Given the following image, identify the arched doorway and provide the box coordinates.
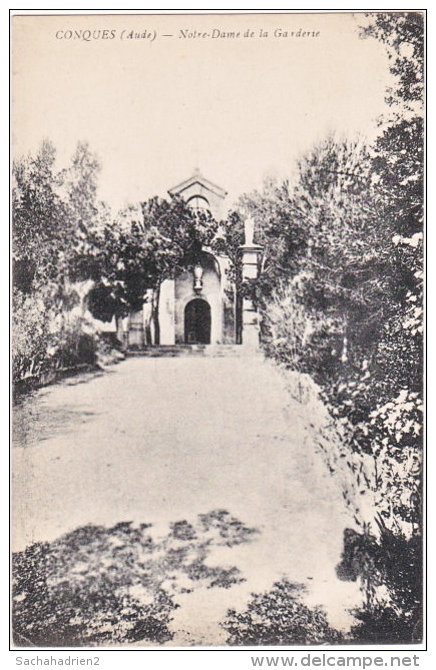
[184,299,211,344]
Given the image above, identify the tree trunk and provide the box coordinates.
[236,291,243,345]
[142,291,153,346]
[152,284,161,345]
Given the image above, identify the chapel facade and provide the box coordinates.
[118,171,262,349]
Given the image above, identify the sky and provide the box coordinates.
[12,12,393,212]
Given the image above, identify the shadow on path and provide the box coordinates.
[12,510,258,647]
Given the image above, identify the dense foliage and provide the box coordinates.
[12,141,108,383]
[12,10,423,645]
[235,11,423,643]
[223,580,343,646]
[89,196,219,342]
[13,510,256,646]
[12,143,220,381]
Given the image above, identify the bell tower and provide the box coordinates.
[168,170,227,220]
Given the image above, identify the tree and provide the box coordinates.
[238,178,297,299]
[364,12,424,237]
[238,137,394,378]
[13,140,69,291]
[12,141,111,381]
[211,211,244,341]
[138,195,219,343]
[232,13,424,637]
[83,195,220,344]
[62,141,102,231]
[362,12,424,109]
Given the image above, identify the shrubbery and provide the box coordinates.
[12,137,225,385]
[12,285,97,384]
[13,511,257,646]
[237,12,423,644]
[222,580,343,646]
[12,141,107,386]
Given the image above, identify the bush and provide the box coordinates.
[12,285,98,385]
[222,580,343,646]
[256,235,422,641]
[13,511,257,646]
[336,526,422,643]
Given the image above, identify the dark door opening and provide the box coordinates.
[184,299,211,344]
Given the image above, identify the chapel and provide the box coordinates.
[117,171,262,349]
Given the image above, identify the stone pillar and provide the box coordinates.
[127,309,144,348]
[240,242,263,348]
[158,280,175,345]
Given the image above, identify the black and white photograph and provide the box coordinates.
[11,10,424,650]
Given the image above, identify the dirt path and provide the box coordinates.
[13,355,361,645]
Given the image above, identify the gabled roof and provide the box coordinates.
[168,170,227,199]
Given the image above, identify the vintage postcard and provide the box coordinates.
[11,11,424,649]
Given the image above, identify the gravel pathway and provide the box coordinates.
[13,354,360,645]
